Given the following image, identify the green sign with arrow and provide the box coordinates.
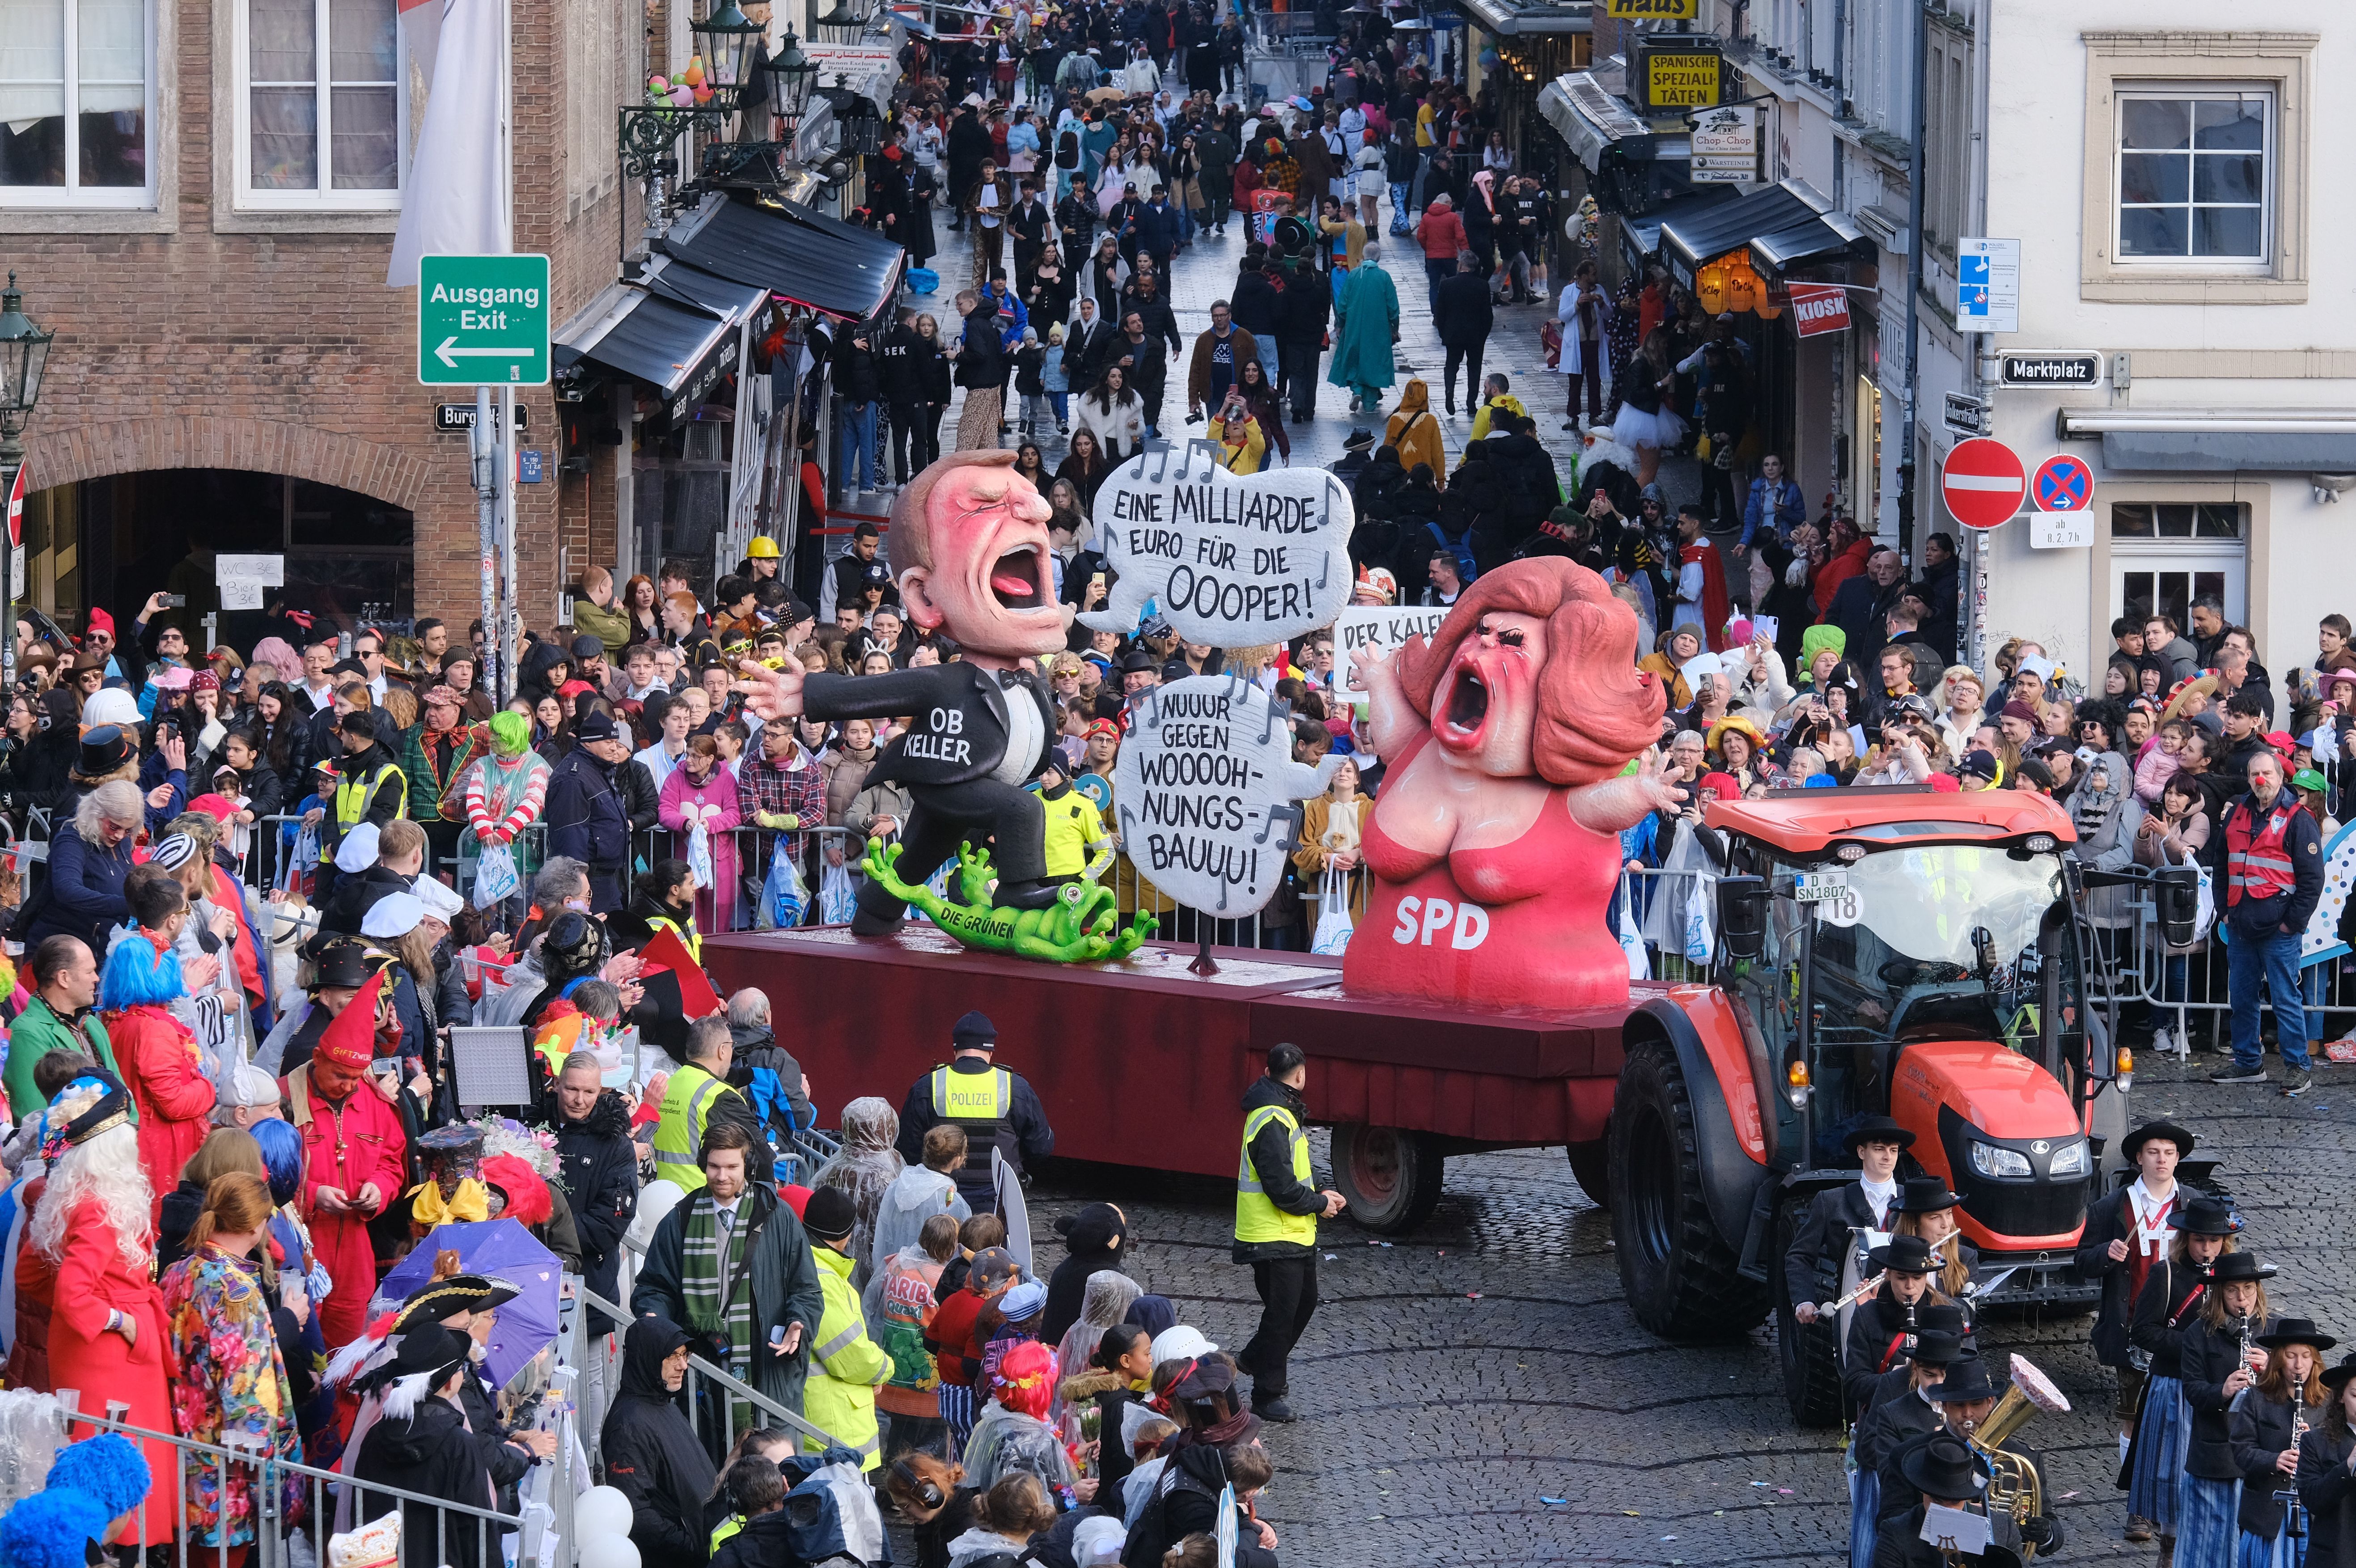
[417,253,551,386]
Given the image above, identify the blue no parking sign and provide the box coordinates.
[2032,453,2093,513]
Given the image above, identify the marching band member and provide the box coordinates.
[2180,1252,2278,1568]
[2076,1116,2195,1546]
[1892,1178,1980,1324]
[1845,1235,1953,1417]
[1872,1428,2021,1568]
[1879,1356,2065,1560]
[1852,1311,1967,1568]
[2294,1353,2356,1563]
[2228,1317,2332,1568]
[1787,1114,1913,1334]
[2128,1194,2242,1558]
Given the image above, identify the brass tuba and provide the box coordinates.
[1966,1354,2072,1558]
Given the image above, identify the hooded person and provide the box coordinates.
[1052,1268,1144,1419]
[1042,1201,1129,1346]
[349,1324,498,1568]
[600,1315,719,1568]
[2068,748,2143,929]
[866,1124,974,1314]
[1119,1360,1275,1568]
[962,1339,1082,1495]
[809,1097,907,1293]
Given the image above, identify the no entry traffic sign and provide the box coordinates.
[2033,453,2094,513]
[1940,438,2026,530]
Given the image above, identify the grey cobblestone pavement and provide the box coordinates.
[1008,1051,2352,1568]
[881,210,2348,1568]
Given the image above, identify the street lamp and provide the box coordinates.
[0,274,55,695]
[833,75,885,153]
[765,28,820,138]
[811,0,865,43]
[691,0,768,129]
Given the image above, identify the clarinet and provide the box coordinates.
[2279,1399,2309,1541]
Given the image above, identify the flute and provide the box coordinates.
[1822,1238,1953,1313]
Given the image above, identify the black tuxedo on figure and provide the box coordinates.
[802,663,1058,928]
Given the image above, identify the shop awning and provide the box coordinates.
[639,255,770,323]
[660,191,905,323]
[553,282,738,398]
[1657,178,1871,285]
[2055,409,2356,472]
[1451,0,1592,37]
[1618,187,1738,273]
[1539,70,1655,171]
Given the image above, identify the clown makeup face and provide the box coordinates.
[902,461,1069,663]
[1432,611,1548,776]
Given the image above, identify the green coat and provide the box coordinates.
[1327,262,1400,394]
[4,996,132,1123]
[573,599,633,653]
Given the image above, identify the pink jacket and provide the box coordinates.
[2133,744,2181,805]
[658,761,743,834]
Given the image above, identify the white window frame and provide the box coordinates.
[0,0,158,209]
[230,0,405,212]
[2110,86,2273,274]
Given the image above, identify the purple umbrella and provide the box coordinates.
[376,1217,564,1389]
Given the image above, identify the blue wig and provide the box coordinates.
[98,931,184,1011]
[251,1115,306,1206]
[0,1487,110,1568]
[44,1433,151,1521]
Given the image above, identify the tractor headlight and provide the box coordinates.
[2046,1140,2090,1177]
[1969,1140,2033,1179]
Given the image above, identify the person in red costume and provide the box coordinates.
[1672,504,1733,652]
[30,1072,178,1549]
[1347,557,1679,1013]
[283,964,410,1350]
[103,869,218,1222]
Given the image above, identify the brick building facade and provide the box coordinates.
[0,0,641,635]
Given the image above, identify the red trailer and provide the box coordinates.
[700,924,1637,1232]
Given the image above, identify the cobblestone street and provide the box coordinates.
[1010,1052,2352,1566]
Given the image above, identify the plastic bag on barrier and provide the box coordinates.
[819,859,860,924]
[758,835,809,929]
[2175,841,2216,947]
[686,821,715,891]
[278,822,320,896]
[1618,874,1650,979]
[1309,865,1354,955]
[473,840,521,909]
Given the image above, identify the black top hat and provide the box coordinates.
[2167,1195,2242,1236]
[2212,1252,2277,1283]
[2122,1120,2195,1160]
[310,936,378,990]
[1844,1115,1917,1155]
[416,1125,486,1197]
[1870,1234,1940,1275]
[1898,1430,1984,1500]
[1915,1304,1968,1336]
[2323,1353,2356,1392]
[2255,1317,2337,1353]
[392,1273,522,1335]
[1911,1329,1967,1367]
[1898,1177,1962,1213]
[1343,428,1375,450]
[1926,1353,2004,1403]
[368,1323,472,1394]
[75,725,133,777]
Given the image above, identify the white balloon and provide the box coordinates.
[625,1179,686,1250]
[573,1484,633,1538]
[578,1530,643,1568]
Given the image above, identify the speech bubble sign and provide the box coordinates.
[1078,441,1355,646]
[1332,604,1450,694]
[1112,674,1342,915]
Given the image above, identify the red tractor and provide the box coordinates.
[1600,786,2199,1424]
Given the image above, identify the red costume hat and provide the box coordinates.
[315,968,394,1071]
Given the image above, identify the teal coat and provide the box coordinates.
[1327,262,1400,393]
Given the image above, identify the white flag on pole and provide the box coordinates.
[386,0,511,286]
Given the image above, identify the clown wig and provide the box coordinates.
[251,1115,307,1208]
[97,929,185,1011]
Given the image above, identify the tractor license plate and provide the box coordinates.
[1792,872,1851,903]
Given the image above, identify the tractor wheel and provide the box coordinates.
[1609,1039,1767,1340]
[1566,1139,1612,1210]
[1778,1204,1846,1428]
[1331,1124,1444,1235]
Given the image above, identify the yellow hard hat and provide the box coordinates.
[746,535,782,559]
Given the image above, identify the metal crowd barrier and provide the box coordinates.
[577,1282,835,1456]
[2100,882,2355,1055]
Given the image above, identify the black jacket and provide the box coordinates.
[728,1019,814,1133]
[1783,1180,1898,1313]
[353,1394,495,1568]
[2297,1424,2356,1568]
[2182,1315,2258,1480]
[894,1055,1055,1215]
[544,746,631,909]
[1122,1443,1278,1568]
[619,755,661,833]
[555,1089,640,1332]
[957,303,1007,389]
[2072,1183,2161,1367]
[1431,270,1494,350]
[804,664,1054,792]
[2230,1389,2310,1540]
[1276,264,1330,347]
[1843,1292,1936,1417]
[1232,1074,1322,1263]
[602,1318,718,1568]
[1104,327,1167,403]
[879,321,923,404]
[320,862,412,937]
[1067,316,1119,386]
[1042,1202,1128,1346]
[2130,1255,2215,1381]
[323,739,407,859]
[1857,1389,1940,1518]
[1229,270,1282,343]
[1122,292,1182,362]
[832,327,884,404]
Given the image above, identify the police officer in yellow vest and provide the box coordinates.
[309,710,407,901]
[797,1185,892,1470]
[892,1010,1054,1216]
[653,1016,775,1194]
[1233,1041,1344,1425]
